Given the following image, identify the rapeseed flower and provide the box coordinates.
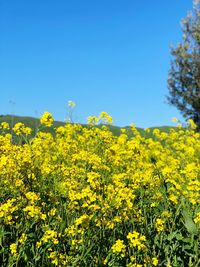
[152,257,159,266]
[111,239,126,256]
[194,212,200,224]
[127,231,146,250]
[19,233,27,244]
[0,122,10,130]
[155,218,164,232]
[40,111,54,127]
[10,243,17,256]
[13,122,32,135]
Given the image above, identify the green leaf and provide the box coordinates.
[167,231,183,241]
[182,209,198,235]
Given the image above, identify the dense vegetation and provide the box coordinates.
[0,112,200,266]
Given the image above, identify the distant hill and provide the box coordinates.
[0,114,176,139]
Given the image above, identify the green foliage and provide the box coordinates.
[167,0,200,129]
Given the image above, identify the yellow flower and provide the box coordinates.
[0,198,17,224]
[155,218,164,232]
[41,213,47,220]
[75,214,89,226]
[152,257,159,266]
[0,122,10,130]
[19,233,27,244]
[36,241,42,248]
[10,243,17,255]
[15,179,23,187]
[111,239,126,255]
[25,191,40,203]
[87,116,99,125]
[41,229,59,244]
[103,258,108,265]
[194,212,200,224]
[13,122,32,135]
[127,231,146,250]
[40,112,54,127]
[48,208,57,216]
[99,111,113,124]
[150,202,157,208]
[23,205,42,219]
[168,194,178,204]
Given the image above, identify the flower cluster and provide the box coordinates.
[13,122,32,135]
[40,111,54,127]
[127,231,146,250]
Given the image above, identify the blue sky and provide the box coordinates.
[0,0,193,127]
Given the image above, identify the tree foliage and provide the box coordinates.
[167,0,200,129]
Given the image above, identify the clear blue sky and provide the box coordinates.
[0,0,193,127]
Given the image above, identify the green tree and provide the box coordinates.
[167,0,200,129]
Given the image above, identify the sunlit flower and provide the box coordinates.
[40,111,54,127]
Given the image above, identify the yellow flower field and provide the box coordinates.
[0,112,200,266]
